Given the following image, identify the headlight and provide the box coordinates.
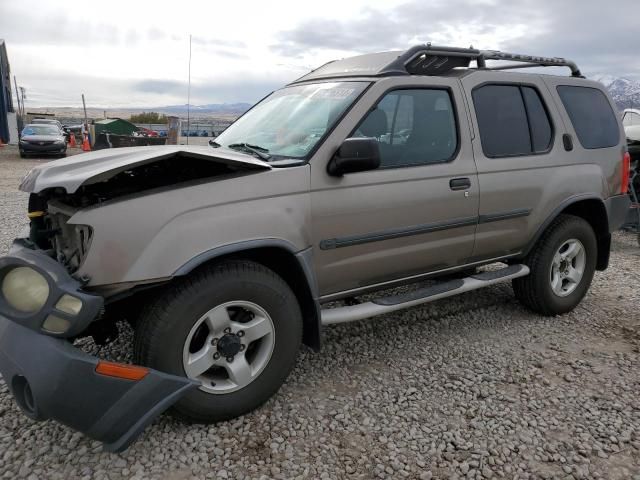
[1,267,50,313]
[55,294,82,315]
[42,315,71,334]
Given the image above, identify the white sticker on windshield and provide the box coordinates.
[311,88,356,100]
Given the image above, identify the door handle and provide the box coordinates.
[562,133,573,151]
[449,177,471,191]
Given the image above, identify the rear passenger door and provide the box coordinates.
[462,73,569,261]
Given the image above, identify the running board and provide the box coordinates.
[321,264,530,325]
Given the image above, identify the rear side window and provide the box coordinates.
[522,87,552,152]
[557,86,619,149]
[472,84,552,157]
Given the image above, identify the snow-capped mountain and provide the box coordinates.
[590,74,640,110]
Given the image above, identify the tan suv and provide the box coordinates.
[0,45,631,451]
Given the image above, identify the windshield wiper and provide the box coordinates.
[227,143,271,161]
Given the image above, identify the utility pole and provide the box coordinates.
[13,76,20,114]
[186,34,192,145]
[19,87,26,118]
[82,93,89,142]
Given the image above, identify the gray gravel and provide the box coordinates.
[1,145,640,479]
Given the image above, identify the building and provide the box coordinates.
[94,118,139,136]
[0,40,18,144]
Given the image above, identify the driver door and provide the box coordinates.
[309,76,479,299]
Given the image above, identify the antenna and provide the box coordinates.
[186,34,192,145]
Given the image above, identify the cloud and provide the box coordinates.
[132,76,287,104]
[3,0,639,108]
[133,79,184,95]
[273,0,640,79]
[0,3,129,47]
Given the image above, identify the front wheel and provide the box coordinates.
[513,214,597,316]
[134,260,302,422]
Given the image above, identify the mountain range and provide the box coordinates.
[156,76,640,114]
[591,74,640,110]
[155,103,252,115]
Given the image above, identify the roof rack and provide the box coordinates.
[381,44,583,78]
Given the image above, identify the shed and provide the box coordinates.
[94,118,138,136]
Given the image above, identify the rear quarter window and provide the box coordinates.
[556,85,619,149]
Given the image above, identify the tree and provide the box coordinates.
[130,112,168,124]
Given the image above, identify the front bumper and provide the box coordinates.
[0,318,197,451]
[0,242,198,451]
[20,142,66,155]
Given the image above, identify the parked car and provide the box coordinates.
[31,118,67,139]
[0,45,630,451]
[136,127,159,137]
[18,124,67,158]
[31,118,64,130]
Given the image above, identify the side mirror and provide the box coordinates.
[327,137,381,176]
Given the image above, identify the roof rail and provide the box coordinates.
[381,44,583,78]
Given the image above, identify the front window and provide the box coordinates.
[22,125,60,136]
[213,81,369,159]
[352,88,458,168]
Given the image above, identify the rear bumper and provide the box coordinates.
[0,318,197,451]
[605,194,632,232]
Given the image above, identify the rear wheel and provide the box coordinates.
[513,214,597,315]
[134,260,302,422]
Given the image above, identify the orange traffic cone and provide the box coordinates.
[69,133,77,148]
[82,134,91,152]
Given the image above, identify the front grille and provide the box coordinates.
[46,202,93,273]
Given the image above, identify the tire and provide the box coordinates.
[134,260,302,423]
[19,151,26,158]
[513,214,597,316]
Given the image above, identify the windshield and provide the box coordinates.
[22,125,60,136]
[214,81,369,159]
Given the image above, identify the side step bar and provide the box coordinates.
[321,264,530,325]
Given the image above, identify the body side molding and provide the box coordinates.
[319,216,478,250]
[320,207,533,250]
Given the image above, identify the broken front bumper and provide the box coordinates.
[0,242,197,451]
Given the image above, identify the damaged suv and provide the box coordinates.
[0,45,631,451]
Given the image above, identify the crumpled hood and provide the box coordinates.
[19,145,271,194]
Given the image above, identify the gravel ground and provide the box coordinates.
[1,144,640,479]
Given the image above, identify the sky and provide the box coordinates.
[1,0,638,108]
